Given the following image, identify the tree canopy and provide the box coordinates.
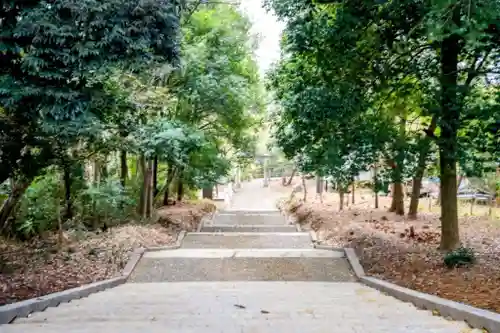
[265,0,500,250]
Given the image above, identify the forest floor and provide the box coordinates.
[0,200,216,306]
[272,179,500,313]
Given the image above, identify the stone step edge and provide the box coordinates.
[185,232,310,236]
[143,248,345,259]
[201,224,297,229]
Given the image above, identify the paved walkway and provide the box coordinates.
[5,179,479,332]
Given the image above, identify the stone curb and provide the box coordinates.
[344,247,500,332]
[313,244,345,252]
[196,212,214,232]
[0,247,145,325]
[344,248,366,278]
[148,230,187,251]
[309,230,318,243]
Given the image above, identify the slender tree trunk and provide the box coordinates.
[138,155,147,218]
[301,175,307,202]
[408,176,423,219]
[177,176,184,202]
[56,189,65,250]
[120,150,128,188]
[63,163,73,220]
[373,164,379,209]
[100,155,108,179]
[0,179,32,232]
[351,181,355,204]
[339,188,344,211]
[153,156,158,197]
[286,168,297,186]
[163,165,176,206]
[408,119,436,219]
[92,159,101,229]
[145,159,153,218]
[389,116,406,215]
[438,10,461,251]
[337,185,344,210]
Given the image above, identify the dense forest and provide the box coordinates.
[0,0,264,242]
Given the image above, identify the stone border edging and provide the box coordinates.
[148,230,187,251]
[344,247,500,332]
[0,247,145,325]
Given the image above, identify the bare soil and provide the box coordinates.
[274,179,500,313]
[0,200,216,306]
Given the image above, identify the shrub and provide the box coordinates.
[443,247,476,268]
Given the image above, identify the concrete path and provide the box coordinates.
[4,179,478,332]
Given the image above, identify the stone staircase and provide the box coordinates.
[2,200,477,332]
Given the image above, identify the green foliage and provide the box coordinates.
[0,0,265,238]
[79,180,136,224]
[15,172,62,238]
[0,0,181,184]
[265,0,500,248]
[443,247,476,269]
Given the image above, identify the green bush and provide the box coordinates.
[15,172,61,238]
[78,179,136,226]
[443,247,475,268]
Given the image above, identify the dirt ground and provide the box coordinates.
[0,200,216,306]
[272,178,500,314]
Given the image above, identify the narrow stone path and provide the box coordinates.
[5,179,477,332]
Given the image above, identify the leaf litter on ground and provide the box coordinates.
[273,179,500,313]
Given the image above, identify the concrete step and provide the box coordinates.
[219,210,281,215]
[180,232,312,249]
[128,256,355,282]
[201,225,297,233]
[143,248,345,258]
[9,282,472,333]
[211,213,287,226]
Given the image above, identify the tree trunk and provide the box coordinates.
[145,159,153,218]
[408,118,437,219]
[373,164,379,209]
[286,168,297,186]
[138,155,147,218]
[438,9,461,251]
[339,188,344,211]
[388,116,406,215]
[202,186,213,200]
[0,179,32,232]
[389,182,405,215]
[63,163,73,220]
[315,175,323,194]
[120,150,128,188]
[153,156,158,197]
[301,175,307,202]
[351,181,355,204]
[177,178,184,202]
[100,155,108,179]
[408,176,423,219]
[163,165,176,206]
[92,159,101,229]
